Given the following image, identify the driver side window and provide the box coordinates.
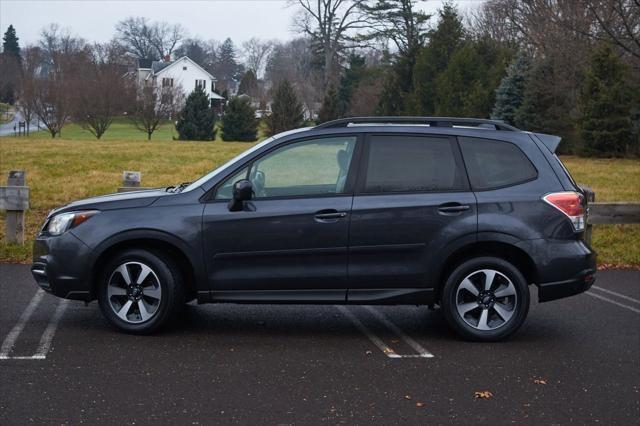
[215,137,357,200]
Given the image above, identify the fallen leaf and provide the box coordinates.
[365,350,372,355]
[384,347,396,354]
[474,391,493,399]
[533,379,547,385]
[416,402,426,408]
[391,339,400,344]
[404,395,412,400]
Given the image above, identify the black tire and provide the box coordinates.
[441,257,530,342]
[97,249,184,334]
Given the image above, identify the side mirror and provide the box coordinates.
[228,179,252,212]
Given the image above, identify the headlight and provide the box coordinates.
[46,210,99,236]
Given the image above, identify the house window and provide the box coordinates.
[195,79,206,90]
[183,66,187,70]
[162,78,174,87]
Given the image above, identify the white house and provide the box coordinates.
[137,56,225,107]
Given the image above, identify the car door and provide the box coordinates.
[347,133,477,302]
[201,135,360,302]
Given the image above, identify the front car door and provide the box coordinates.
[347,133,477,303]
[201,135,360,302]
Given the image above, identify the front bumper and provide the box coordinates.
[31,231,93,301]
[516,238,597,302]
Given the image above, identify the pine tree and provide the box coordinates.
[515,58,573,140]
[175,86,216,141]
[408,4,465,115]
[221,96,258,141]
[238,69,259,98]
[2,25,20,61]
[337,54,366,115]
[492,52,529,125]
[578,43,633,156]
[266,79,305,136]
[318,84,342,124]
[215,38,244,92]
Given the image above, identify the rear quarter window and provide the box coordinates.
[458,137,537,190]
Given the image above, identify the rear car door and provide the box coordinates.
[347,133,477,301]
[201,135,360,301]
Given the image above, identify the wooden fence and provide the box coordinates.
[1,171,639,245]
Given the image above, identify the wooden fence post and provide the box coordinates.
[2,171,29,244]
[118,171,142,193]
[580,185,596,245]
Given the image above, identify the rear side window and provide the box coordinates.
[458,137,537,190]
[364,135,466,193]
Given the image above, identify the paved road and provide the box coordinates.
[1,264,638,424]
[0,111,39,137]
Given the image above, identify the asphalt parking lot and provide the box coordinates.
[1,264,638,424]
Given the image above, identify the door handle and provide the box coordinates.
[438,203,470,214]
[314,209,348,221]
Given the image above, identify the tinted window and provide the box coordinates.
[459,137,537,190]
[249,137,357,198]
[364,135,465,193]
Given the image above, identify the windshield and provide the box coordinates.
[181,128,312,193]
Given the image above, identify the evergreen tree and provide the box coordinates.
[175,86,216,141]
[578,43,633,156]
[409,3,465,115]
[238,69,259,98]
[337,54,366,115]
[2,25,20,61]
[515,58,574,143]
[215,38,244,92]
[221,96,258,141]
[266,79,304,136]
[492,52,529,125]
[318,84,342,124]
[434,38,510,118]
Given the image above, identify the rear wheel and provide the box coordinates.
[98,249,184,334]
[441,257,529,341]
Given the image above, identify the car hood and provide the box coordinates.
[50,188,170,216]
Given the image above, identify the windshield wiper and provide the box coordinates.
[166,182,191,193]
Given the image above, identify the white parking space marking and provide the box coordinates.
[364,306,434,358]
[0,290,45,360]
[336,305,433,359]
[591,286,640,304]
[586,292,640,314]
[33,299,69,359]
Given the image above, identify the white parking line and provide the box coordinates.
[336,305,433,359]
[33,299,69,359]
[0,289,45,360]
[591,286,640,304]
[364,306,433,358]
[586,292,640,314]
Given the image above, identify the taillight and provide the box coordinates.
[543,191,585,231]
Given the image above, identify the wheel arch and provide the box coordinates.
[435,239,538,301]
[89,230,203,302]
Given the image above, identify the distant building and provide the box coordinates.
[136,56,225,108]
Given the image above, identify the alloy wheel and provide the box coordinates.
[455,269,517,331]
[107,261,162,323]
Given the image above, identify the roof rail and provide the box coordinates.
[314,116,519,131]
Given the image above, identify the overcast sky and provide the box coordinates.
[1,0,484,47]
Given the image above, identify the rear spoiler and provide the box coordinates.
[532,133,562,152]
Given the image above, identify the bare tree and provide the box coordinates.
[292,0,370,88]
[241,38,275,78]
[130,84,183,140]
[116,17,185,61]
[17,46,41,134]
[73,42,135,139]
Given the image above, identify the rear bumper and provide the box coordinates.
[537,270,596,302]
[516,238,597,303]
[31,231,93,301]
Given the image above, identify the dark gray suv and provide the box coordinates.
[32,117,596,341]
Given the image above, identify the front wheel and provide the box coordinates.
[98,249,184,334]
[441,257,530,342]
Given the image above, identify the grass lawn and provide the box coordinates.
[1,132,638,266]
